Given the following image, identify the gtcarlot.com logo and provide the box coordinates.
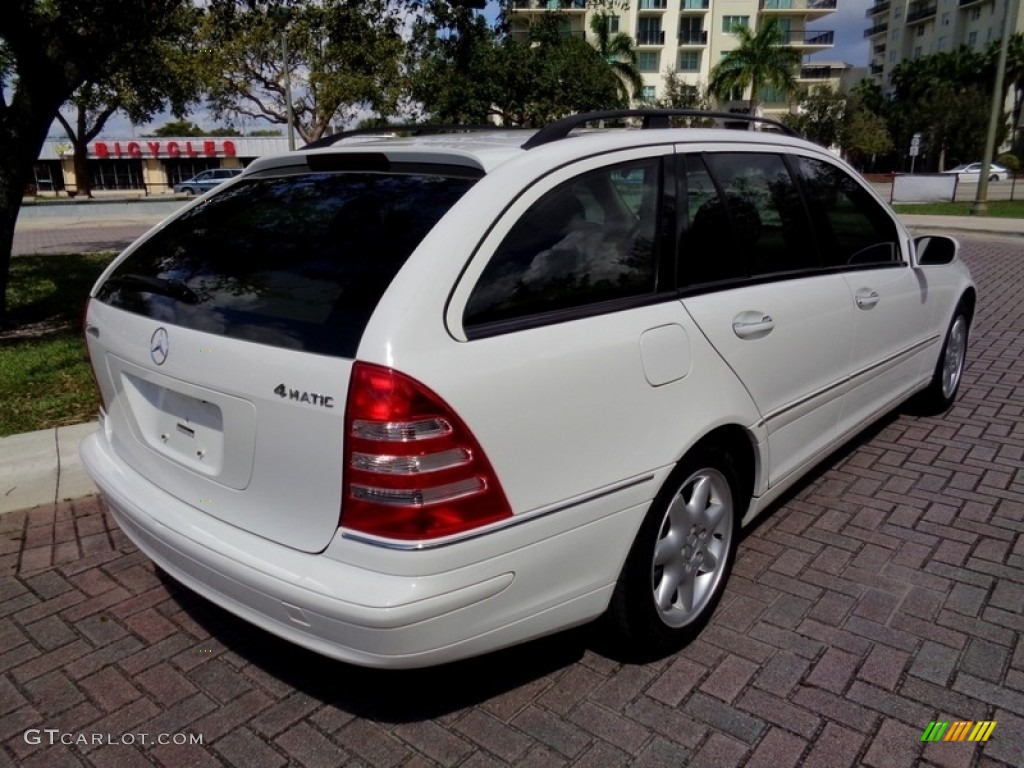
[24,729,203,747]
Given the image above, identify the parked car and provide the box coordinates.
[173,168,243,195]
[944,162,1009,182]
[81,110,975,668]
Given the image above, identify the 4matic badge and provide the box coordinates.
[274,383,334,408]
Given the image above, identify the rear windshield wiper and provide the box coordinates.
[105,274,200,305]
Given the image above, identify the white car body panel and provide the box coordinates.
[682,275,853,485]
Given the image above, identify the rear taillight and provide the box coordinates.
[341,362,512,540]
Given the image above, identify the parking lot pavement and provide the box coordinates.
[2,235,1023,767]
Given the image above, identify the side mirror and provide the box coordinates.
[915,235,958,266]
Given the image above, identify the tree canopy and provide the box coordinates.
[409,7,623,126]
[199,0,406,144]
[885,45,1005,170]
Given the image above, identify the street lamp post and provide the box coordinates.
[971,0,1018,215]
[269,7,296,151]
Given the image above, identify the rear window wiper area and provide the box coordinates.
[103,274,200,305]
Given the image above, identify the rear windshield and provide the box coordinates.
[95,171,477,357]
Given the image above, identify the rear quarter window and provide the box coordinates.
[96,171,477,358]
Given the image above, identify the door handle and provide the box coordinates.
[855,290,880,310]
[732,312,774,339]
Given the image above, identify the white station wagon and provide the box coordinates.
[81,110,975,668]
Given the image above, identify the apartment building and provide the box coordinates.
[866,0,1024,86]
[509,0,840,115]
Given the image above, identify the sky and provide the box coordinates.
[815,0,871,65]
[58,0,874,139]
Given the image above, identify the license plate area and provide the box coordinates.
[122,372,225,476]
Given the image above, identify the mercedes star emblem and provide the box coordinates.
[150,327,169,366]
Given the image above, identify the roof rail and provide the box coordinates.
[304,124,530,150]
[521,109,801,150]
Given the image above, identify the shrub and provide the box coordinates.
[996,152,1020,172]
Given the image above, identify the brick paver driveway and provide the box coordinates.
[2,236,1022,768]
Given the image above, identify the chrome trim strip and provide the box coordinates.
[763,334,940,426]
[340,474,656,551]
[848,333,941,384]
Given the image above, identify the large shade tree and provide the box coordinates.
[410,8,623,126]
[708,17,802,117]
[782,85,847,148]
[0,0,193,322]
[407,0,506,124]
[200,0,406,144]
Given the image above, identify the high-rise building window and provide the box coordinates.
[642,85,657,103]
[722,16,749,33]
[638,51,661,72]
[968,30,978,47]
[678,51,701,71]
[913,46,922,58]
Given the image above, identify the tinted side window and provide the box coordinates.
[798,157,900,267]
[701,153,819,277]
[465,158,660,328]
[96,172,476,358]
[679,155,746,285]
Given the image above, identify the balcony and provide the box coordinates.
[678,30,708,45]
[636,30,667,45]
[864,23,888,37]
[799,65,834,79]
[510,27,586,42]
[873,42,886,54]
[781,29,835,46]
[760,0,837,10]
[638,0,668,9]
[906,2,937,23]
[510,0,586,10]
[959,0,984,6]
[871,63,884,74]
[680,0,710,11]
[865,1,890,15]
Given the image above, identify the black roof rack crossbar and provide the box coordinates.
[521,109,801,150]
[304,124,531,150]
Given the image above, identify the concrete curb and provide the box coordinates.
[0,422,98,515]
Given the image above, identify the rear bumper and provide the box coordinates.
[80,429,646,667]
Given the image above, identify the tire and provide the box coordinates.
[605,446,741,660]
[914,306,970,415]
[989,174,1000,182]
[182,188,195,197]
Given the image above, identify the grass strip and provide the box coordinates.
[892,200,1024,217]
[1,252,115,436]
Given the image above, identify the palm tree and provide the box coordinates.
[709,18,802,117]
[589,12,643,105]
